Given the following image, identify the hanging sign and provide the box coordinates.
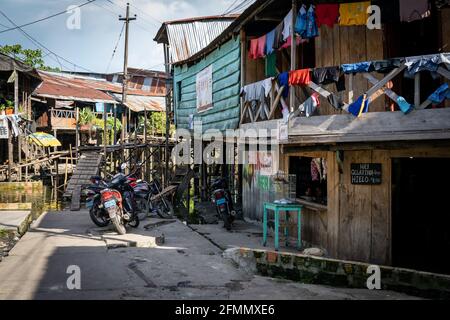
[0,118,9,139]
[351,163,382,185]
[196,65,213,113]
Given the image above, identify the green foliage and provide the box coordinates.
[0,44,60,71]
[139,112,174,136]
[0,99,13,111]
[78,108,95,125]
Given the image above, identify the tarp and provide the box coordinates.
[28,132,62,147]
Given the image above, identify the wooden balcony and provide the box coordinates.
[36,109,76,130]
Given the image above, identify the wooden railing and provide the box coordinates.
[50,108,76,129]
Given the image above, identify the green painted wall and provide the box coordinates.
[173,36,241,133]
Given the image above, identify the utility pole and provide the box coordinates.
[119,3,136,166]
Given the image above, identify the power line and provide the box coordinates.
[0,9,94,72]
[0,0,97,34]
[106,22,125,73]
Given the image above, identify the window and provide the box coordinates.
[289,156,327,205]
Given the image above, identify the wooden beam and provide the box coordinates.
[365,64,407,98]
[414,73,421,106]
[289,0,297,112]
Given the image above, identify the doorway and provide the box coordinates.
[392,157,450,274]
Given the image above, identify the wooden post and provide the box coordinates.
[240,28,246,123]
[103,107,107,178]
[414,73,421,106]
[143,106,148,180]
[53,129,58,153]
[7,121,13,182]
[289,0,297,112]
[163,43,171,187]
[75,107,80,162]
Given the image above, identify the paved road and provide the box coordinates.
[0,210,418,300]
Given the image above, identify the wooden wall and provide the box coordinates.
[283,146,450,266]
[314,25,385,116]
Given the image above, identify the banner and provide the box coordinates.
[196,65,213,113]
[0,118,9,139]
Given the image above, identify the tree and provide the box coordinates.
[0,44,60,71]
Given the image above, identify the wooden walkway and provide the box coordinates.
[63,152,103,211]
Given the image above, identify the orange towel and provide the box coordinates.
[288,69,311,86]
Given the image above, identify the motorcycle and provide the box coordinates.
[133,177,174,219]
[85,173,139,234]
[211,177,236,231]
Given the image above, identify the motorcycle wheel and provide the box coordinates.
[111,215,127,235]
[89,203,110,227]
[128,215,140,228]
[156,196,174,219]
[135,198,150,221]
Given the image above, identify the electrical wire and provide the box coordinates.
[0,9,94,72]
[105,22,125,73]
[0,0,97,34]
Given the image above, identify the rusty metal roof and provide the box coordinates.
[154,15,237,64]
[34,71,166,107]
[110,93,165,113]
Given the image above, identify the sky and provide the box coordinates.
[0,0,246,73]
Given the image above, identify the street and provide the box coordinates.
[0,210,418,300]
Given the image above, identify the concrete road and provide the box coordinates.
[0,210,418,300]
[0,211,30,231]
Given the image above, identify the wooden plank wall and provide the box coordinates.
[315,25,385,116]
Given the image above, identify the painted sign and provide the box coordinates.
[0,118,9,139]
[351,163,382,185]
[196,65,213,113]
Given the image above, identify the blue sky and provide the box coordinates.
[0,0,240,73]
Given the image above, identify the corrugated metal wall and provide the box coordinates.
[173,36,241,132]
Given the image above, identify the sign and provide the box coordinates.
[351,163,382,185]
[0,118,9,139]
[196,65,213,113]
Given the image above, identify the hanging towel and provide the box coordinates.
[396,96,414,114]
[282,9,293,41]
[265,29,276,55]
[278,72,290,98]
[273,22,285,50]
[279,35,303,50]
[294,5,307,37]
[339,1,370,26]
[371,58,403,74]
[256,35,266,58]
[312,66,345,92]
[399,0,430,23]
[316,4,339,28]
[327,94,344,110]
[348,95,370,116]
[404,53,450,78]
[299,92,320,117]
[289,69,311,86]
[341,62,372,74]
[304,5,318,38]
[249,39,259,59]
[427,83,450,104]
[265,52,277,77]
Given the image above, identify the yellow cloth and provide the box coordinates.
[339,1,370,26]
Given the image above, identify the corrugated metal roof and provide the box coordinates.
[155,16,237,64]
[111,93,165,113]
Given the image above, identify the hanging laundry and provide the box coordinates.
[248,39,259,59]
[294,5,307,36]
[404,53,450,78]
[427,83,450,104]
[341,62,372,74]
[289,69,311,86]
[371,0,400,24]
[282,9,293,41]
[399,0,430,23]
[316,3,339,28]
[311,159,320,181]
[348,95,370,117]
[299,92,320,117]
[339,1,370,26]
[273,22,285,50]
[327,94,344,110]
[371,58,403,74]
[265,52,277,78]
[278,72,290,98]
[312,66,345,91]
[279,35,303,50]
[265,29,276,55]
[281,101,290,123]
[256,35,266,58]
[304,5,319,38]
[241,78,274,113]
[396,96,414,114]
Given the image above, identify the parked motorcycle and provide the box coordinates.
[133,177,174,219]
[211,177,236,230]
[85,173,139,234]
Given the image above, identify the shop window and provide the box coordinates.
[289,156,327,205]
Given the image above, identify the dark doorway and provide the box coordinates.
[392,157,450,274]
